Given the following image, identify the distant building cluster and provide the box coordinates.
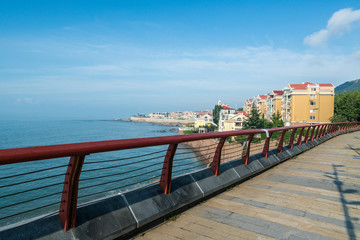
[217,101,249,132]
[148,110,213,121]
[243,82,335,126]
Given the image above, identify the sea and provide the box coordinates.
[0,120,205,228]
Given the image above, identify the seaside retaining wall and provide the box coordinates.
[1,129,358,240]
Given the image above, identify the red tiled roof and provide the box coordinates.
[273,90,284,96]
[289,84,307,90]
[222,105,234,110]
[259,95,268,99]
[289,82,333,90]
[319,83,334,87]
[235,111,249,117]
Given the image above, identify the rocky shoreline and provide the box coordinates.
[129,117,193,126]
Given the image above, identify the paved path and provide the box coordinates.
[134,131,360,240]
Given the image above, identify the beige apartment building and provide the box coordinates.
[218,106,249,132]
[281,82,334,126]
[243,98,253,115]
[253,95,267,117]
[265,90,283,120]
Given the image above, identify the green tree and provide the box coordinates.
[332,91,360,122]
[243,104,264,129]
[270,111,284,127]
[212,104,222,125]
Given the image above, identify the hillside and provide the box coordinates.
[335,79,360,94]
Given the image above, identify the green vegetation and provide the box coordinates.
[335,79,360,94]
[331,91,360,122]
[243,104,284,130]
[212,104,222,126]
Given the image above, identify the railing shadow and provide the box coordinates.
[347,144,360,156]
[324,164,359,240]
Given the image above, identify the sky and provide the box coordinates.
[1,0,360,120]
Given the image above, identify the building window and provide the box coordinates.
[310,101,316,106]
[310,94,316,99]
[311,87,316,91]
[310,116,316,120]
[310,109,316,113]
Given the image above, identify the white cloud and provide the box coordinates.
[304,8,360,46]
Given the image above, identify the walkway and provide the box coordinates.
[134,131,360,240]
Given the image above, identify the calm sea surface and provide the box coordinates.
[0,120,204,227]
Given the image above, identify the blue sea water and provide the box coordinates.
[0,120,205,227]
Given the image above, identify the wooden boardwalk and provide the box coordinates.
[134,131,360,240]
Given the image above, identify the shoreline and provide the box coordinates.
[129,117,194,126]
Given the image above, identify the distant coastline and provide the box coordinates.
[127,117,193,126]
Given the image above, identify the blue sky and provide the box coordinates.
[1,0,360,120]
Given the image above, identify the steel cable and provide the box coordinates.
[0,173,66,189]
[79,167,163,190]
[80,162,161,182]
[0,191,64,210]
[82,155,163,173]
[0,182,64,199]
[0,201,63,221]
[84,149,167,164]
[78,174,162,200]
[0,164,69,180]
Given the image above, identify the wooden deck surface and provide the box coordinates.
[134,131,360,240]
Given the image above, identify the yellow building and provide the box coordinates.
[265,90,283,120]
[281,82,334,126]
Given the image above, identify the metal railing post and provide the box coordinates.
[262,132,273,158]
[59,155,85,231]
[242,134,253,165]
[211,137,226,176]
[318,125,323,138]
[277,130,287,153]
[288,129,296,149]
[160,143,178,194]
[310,126,316,141]
[297,127,304,145]
[304,126,311,143]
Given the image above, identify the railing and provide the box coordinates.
[0,122,359,232]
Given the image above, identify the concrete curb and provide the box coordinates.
[1,129,358,240]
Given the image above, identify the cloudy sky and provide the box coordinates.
[1,0,360,120]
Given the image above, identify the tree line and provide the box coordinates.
[331,91,360,122]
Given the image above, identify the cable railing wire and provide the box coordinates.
[79,167,163,191]
[0,173,67,189]
[82,155,164,173]
[0,191,64,210]
[173,155,198,162]
[78,174,162,200]
[0,201,64,221]
[80,162,161,182]
[172,164,206,174]
[0,164,69,180]
[173,161,203,168]
[177,142,218,150]
[84,149,168,164]
[0,182,64,199]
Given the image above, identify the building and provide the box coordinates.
[194,113,215,129]
[265,90,284,120]
[218,106,249,132]
[253,95,268,117]
[281,82,334,126]
[243,99,253,115]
